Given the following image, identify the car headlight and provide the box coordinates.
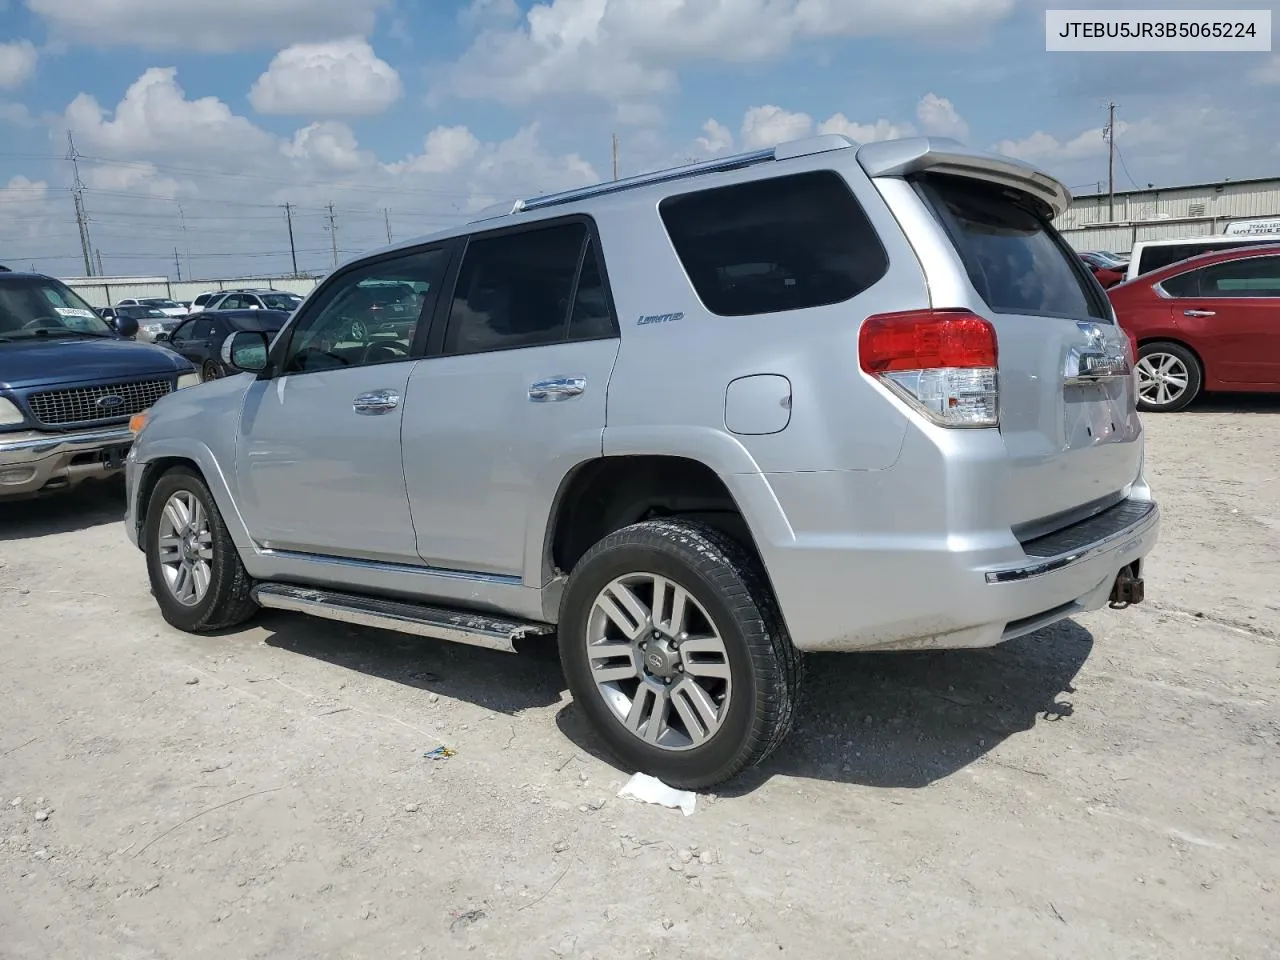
[177,372,200,390]
[0,397,25,426]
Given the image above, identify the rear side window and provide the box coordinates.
[918,174,1107,321]
[658,170,888,317]
[445,220,615,355]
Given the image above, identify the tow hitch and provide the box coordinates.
[1109,563,1145,608]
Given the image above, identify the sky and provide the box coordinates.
[0,0,1277,281]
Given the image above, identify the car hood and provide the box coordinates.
[0,337,194,391]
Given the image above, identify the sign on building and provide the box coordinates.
[1223,218,1280,237]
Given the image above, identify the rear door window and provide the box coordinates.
[916,173,1108,321]
[1201,255,1280,297]
[658,170,888,317]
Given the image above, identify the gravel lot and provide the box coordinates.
[2,398,1278,960]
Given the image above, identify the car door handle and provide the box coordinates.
[352,390,401,415]
[528,377,586,402]
[1184,309,1216,318]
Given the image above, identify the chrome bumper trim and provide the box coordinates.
[985,500,1159,584]
[0,426,135,465]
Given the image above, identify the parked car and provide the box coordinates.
[190,291,220,312]
[101,304,182,343]
[1109,243,1280,411]
[116,297,188,318]
[0,271,197,500]
[1079,253,1126,289]
[205,289,304,313]
[123,135,1158,787]
[158,309,291,381]
[1123,236,1275,282]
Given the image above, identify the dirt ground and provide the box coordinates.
[1,398,1277,960]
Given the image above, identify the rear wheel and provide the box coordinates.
[558,518,803,789]
[1136,341,1201,412]
[144,467,257,632]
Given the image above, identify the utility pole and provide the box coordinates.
[1104,101,1116,222]
[177,203,192,279]
[326,203,338,267]
[174,248,182,282]
[611,133,619,181]
[95,248,104,277]
[383,207,392,244]
[281,202,298,276]
[65,131,95,277]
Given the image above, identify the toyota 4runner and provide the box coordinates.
[123,135,1159,788]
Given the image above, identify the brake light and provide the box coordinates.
[859,309,999,428]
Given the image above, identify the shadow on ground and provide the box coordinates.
[0,478,126,541]
[255,604,1093,791]
[258,610,566,715]
[1191,394,1280,414]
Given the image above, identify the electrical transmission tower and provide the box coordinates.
[66,131,95,277]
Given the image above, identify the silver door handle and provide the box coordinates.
[1184,309,1215,318]
[528,377,586,402]
[353,390,401,414]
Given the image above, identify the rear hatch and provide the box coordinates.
[872,157,1142,538]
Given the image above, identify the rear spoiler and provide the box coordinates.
[856,137,1072,219]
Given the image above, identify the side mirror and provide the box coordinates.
[221,330,270,373]
[153,332,170,342]
[114,315,140,339]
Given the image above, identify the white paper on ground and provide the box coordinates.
[617,772,696,816]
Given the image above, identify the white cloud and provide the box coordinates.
[0,40,37,89]
[994,118,1167,166]
[250,38,403,118]
[1250,55,1280,85]
[67,68,277,156]
[695,118,733,155]
[447,0,1018,105]
[15,67,600,277]
[818,114,913,143]
[28,0,391,52]
[388,126,483,176]
[741,105,813,149]
[915,93,969,140]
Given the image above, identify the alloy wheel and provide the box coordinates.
[585,573,732,751]
[156,490,214,607]
[1136,351,1190,408]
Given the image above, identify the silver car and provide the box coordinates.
[123,135,1159,788]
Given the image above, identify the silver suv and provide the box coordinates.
[123,135,1159,788]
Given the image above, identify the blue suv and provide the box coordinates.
[0,268,196,500]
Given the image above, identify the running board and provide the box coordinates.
[251,582,554,654]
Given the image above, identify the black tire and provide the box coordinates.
[558,518,803,789]
[1136,341,1202,413]
[144,467,258,633]
[200,360,222,382]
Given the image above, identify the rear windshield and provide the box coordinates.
[917,174,1108,321]
[1137,240,1272,276]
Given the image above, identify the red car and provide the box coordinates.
[1109,243,1280,411]
[1079,253,1126,289]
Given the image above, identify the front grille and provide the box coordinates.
[26,378,172,427]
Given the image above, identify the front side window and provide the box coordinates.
[659,170,889,318]
[170,319,198,343]
[917,173,1107,321]
[444,221,598,355]
[281,247,449,374]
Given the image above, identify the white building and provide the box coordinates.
[1058,176,1280,255]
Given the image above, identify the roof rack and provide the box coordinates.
[508,134,857,216]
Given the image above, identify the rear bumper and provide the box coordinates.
[756,478,1160,653]
[0,426,134,499]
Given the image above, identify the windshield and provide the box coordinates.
[0,277,114,339]
[261,293,302,310]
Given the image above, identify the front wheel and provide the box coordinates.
[558,519,803,789]
[144,467,258,632]
[200,360,222,382]
[1136,341,1202,412]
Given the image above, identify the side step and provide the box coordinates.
[251,582,555,654]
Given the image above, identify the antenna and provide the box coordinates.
[65,131,95,277]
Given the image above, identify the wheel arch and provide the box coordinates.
[132,439,254,555]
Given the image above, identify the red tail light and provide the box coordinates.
[859,309,997,373]
[859,309,999,428]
